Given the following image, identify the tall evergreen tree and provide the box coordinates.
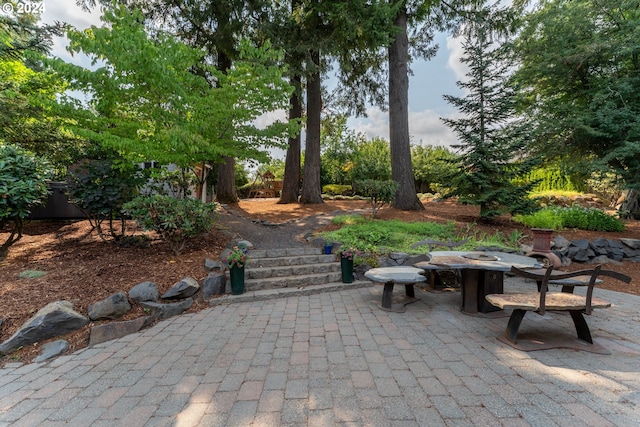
[442,6,535,219]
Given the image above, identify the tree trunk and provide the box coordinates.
[216,156,238,203]
[620,189,640,219]
[388,5,424,211]
[279,74,302,204]
[214,49,237,204]
[300,50,324,204]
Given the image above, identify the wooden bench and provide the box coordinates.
[486,265,632,345]
[411,239,468,288]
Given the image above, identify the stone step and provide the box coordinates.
[248,253,336,268]
[245,271,344,292]
[248,247,326,259]
[247,263,341,280]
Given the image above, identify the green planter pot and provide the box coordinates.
[230,265,245,295]
[340,258,354,283]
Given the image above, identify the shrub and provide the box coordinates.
[322,184,352,196]
[354,179,399,218]
[554,206,624,232]
[67,157,146,241]
[0,143,51,259]
[123,195,217,255]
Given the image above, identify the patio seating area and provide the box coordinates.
[2,274,640,425]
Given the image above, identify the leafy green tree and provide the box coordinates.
[513,0,640,215]
[349,138,392,182]
[51,6,295,200]
[0,143,51,259]
[320,114,365,186]
[442,6,536,219]
[411,145,460,194]
[0,14,85,176]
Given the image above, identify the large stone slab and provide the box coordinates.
[33,340,69,363]
[140,299,193,320]
[89,317,152,346]
[0,301,89,355]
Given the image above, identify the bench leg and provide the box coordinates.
[505,309,527,343]
[405,284,415,298]
[381,282,394,310]
[569,310,593,344]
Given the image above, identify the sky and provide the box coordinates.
[37,0,466,155]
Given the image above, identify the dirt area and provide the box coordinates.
[1,198,640,365]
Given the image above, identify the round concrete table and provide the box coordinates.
[364,266,427,312]
[414,251,542,315]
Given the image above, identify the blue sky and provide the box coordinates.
[39,0,465,154]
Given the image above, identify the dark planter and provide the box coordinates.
[340,258,353,283]
[230,266,245,295]
[324,244,333,254]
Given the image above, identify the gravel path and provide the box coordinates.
[216,203,347,249]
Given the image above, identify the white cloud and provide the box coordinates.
[446,35,467,82]
[348,107,459,149]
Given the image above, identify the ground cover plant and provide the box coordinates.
[320,215,518,255]
[513,206,624,232]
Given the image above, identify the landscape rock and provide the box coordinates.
[161,277,199,299]
[129,281,159,303]
[140,298,193,320]
[238,240,254,249]
[33,340,69,363]
[89,317,152,346]
[621,238,640,250]
[202,272,226,300]
[552,235,571,250]
[571,239,590,249]
[402,254,430,266]
[88,291,131,320]
[589,255,620,265]
[204,258,226,272]
[607,247,625,262]
[0,301,89,355]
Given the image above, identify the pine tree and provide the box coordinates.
[442,9,535,219]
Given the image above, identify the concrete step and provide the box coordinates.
[245,271,344,292]
[247,262,341,280]
[248,253,336,268]
[249,247,326,259]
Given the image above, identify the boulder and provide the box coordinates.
[402,254,430,267]
[33,340,69,363]
[161,277,199,299]
[0,301,89,355]
[140,298,193,320]
[129,281,159,303]
[89,317,152,346]
[202,272,226,300]
[607,247,625,262]
[88,291,131,321]
[552,235,571,250]
[204,258,226,272]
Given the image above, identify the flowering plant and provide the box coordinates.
[340,247,360,261]
[227,245,249,268]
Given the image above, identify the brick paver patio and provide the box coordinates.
[1,277,640,426]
